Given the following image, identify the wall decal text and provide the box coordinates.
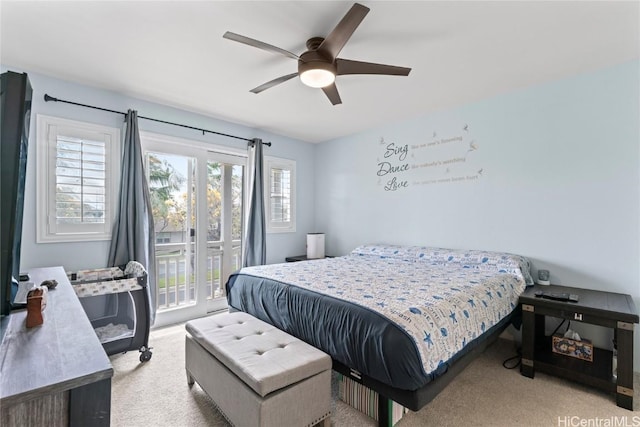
[376,124,484,191]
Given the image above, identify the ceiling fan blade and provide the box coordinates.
[250,73,298,94]
[336,58,411,76]
[321,83,342,105]
[317,3,369,60]
[223,31,299,60]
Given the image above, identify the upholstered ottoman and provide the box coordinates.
[185,312,332,427]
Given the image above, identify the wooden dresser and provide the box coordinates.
[0,266,113,426]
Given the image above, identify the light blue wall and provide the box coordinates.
[5,60,640,367]
[1,66,316,271]
[315,60,640,367]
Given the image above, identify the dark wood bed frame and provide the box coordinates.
[331,311,517,427]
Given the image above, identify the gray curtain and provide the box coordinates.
[243,138,266,267]
[108,110,157,324]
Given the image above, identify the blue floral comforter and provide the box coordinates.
[226,244,531,391]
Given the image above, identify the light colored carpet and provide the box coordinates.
[111,322,639,427]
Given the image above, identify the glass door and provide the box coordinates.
[142,135,245,327]
[203,157,244,313]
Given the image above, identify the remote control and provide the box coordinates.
[546,292,570,301]
[535,292,579,303]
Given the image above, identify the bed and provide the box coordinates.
[226,244,533,426]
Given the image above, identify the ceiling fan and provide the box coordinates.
[223,2,412,105]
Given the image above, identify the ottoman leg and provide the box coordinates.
[186,370,195,387]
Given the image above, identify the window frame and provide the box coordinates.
[36,114,120,243]
[264,155,296,234]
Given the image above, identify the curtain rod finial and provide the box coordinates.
[248,139,272,148]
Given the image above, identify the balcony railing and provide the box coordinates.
[155,240,242,310]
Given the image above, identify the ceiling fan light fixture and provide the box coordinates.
[300,69,335,88]
[299,61,336,88]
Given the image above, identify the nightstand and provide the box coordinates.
[519,284,638,410]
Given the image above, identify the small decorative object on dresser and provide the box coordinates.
[26,287,47,328]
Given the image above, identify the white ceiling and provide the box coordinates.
[1,1,638,143]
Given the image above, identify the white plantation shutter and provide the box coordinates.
[270,167,291,222]
[264,156,295,233]
[37,115,120,242]
[55,136,107,225]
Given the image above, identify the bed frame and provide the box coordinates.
[228,304,517,427]
[331,310,517,427]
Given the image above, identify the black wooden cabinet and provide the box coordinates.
[520,284,638,410]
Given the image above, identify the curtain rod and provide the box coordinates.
[43,94,271,147]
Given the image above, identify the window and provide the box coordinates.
[37,115,120,242]
[264,156,296,233]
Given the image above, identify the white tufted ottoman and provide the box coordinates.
[185,312,332,427]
